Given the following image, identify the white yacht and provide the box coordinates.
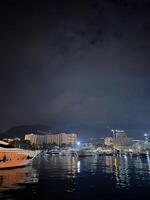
[47,148,60,155]
[59,148,78,156]
[77,147,97,157]
[0,140,38,169]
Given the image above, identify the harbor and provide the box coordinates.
[1,0,150,199]
[1,129,150,170]
[1,154,150,200]
[0,129,150,200]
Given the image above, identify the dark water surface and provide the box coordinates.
[0,155,150,200]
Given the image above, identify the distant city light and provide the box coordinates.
[77,141,80,146]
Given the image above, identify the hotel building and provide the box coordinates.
[25,132,77,146]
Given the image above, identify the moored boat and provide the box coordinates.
[59,148,78,156]
[48,148,60,155]
[77,147,97,157]
[0,141,37,169]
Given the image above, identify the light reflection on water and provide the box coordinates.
[0,165,39,191]
[1,155,150,199]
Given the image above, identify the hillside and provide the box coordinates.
[0,125,51,139]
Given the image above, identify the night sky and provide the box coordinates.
[1,0,150,138]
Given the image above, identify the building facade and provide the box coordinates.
[112,129,129,147]
[104,137,113,146]
[25,133,45,145]
[25,132,77,146]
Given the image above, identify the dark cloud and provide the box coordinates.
[0,0,150,138]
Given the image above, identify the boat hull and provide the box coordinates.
[0,149,35,169]
[77,150,96,157]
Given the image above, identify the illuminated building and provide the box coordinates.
[104,137,113,146]
[25,132,77,146]
[112,129,129,147]
[3,137,21,143]
[25,133,45,144]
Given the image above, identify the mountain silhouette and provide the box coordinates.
[0,125,52,139]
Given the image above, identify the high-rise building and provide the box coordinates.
[112,129,129,147]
